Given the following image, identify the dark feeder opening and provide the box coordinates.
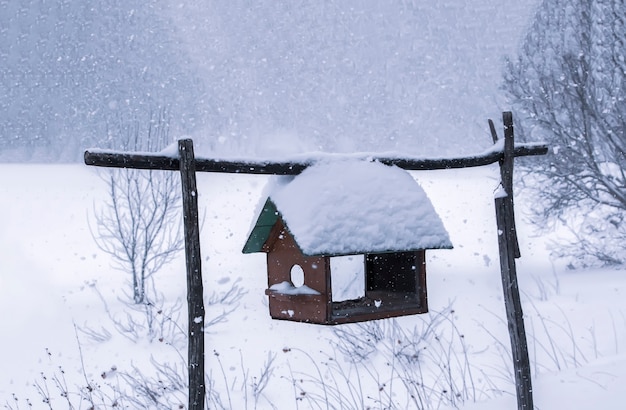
[331,251,428,324]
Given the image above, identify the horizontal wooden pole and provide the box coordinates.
[84,142,548,175]
[376,143,547,171]
[84,150,180,170]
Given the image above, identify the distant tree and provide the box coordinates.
[92,109,183,303]
[504,0,626,266]
[0,0,205,161]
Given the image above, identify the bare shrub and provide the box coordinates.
[504,0,626,266]
[91,108,184,304]
[285,307,494,409]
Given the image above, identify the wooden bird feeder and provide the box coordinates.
[243,160,453,325]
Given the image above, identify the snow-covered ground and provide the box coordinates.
[1,163,624,409]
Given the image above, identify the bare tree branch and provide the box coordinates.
[504,0,626,266]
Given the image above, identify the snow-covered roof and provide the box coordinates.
[243,159,452,256]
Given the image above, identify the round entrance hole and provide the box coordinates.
[290,264,305,288]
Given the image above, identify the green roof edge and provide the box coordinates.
[242,199,280,254]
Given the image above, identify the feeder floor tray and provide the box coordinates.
[330,291,426,324]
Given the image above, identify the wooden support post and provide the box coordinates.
[500,112,521,258]
[179,139,206,409]
[495,112,533,409]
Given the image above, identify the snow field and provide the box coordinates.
[1,163,624,408]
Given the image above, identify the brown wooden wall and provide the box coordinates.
[265,220,331,323]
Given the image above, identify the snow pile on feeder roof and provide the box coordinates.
[268,159,452,256]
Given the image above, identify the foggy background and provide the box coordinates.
[0,1,539,161]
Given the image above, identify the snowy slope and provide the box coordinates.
[1,163,625,409]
